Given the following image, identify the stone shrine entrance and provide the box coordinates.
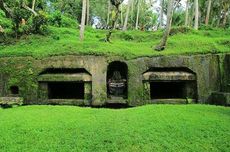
[107,61,128,100]
[38,68,92,105]
[143,68,197,103]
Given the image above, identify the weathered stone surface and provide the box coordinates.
[210,92,230,106]
[143,71,196,81]
[219,54,230,92]
[38,73,92,82]
[145,98,196,104]
[45,99,90,106]
[0,97,23,105]
[127,54,222,105]
[0,53,228,106]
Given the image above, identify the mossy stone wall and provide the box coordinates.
[219,54,230,92]
[127,54,221,105]
[0,53,228,106]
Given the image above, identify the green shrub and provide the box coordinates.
[61,15,78,28]
[0,10,13,29]
[119,32,134,41]
[170,26,192,36]
[48,11,62,27]
[219,40,230,47]
[199,24,215,30]
[32,11,48,34]
[48,11,77,28]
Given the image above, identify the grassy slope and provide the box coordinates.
[0,27,229,59]
[0,105,229,152]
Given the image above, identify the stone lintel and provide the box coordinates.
[143,71,196,81]
[38,73,92,82]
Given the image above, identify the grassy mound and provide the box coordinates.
[0,27,229,59]
[0,105,229,151]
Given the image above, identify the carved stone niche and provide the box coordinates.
[143,68,197,104]
[38,68,92,105]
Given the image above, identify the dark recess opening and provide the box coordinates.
[150,82,186,99]
[104,103,131,109]
[107,61,128,99]
[48,82,84,99]
[10,86,19,95]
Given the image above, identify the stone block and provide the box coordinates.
[211,92,230,106]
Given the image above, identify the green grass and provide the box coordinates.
[0,105,229,152]
[0,27,229,59]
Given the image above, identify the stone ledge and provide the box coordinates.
[0,97,23,106]
[106,99,128,104]
[146,99,196,104]
[45,99,91,106]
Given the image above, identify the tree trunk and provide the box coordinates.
[194,0,199,30]
[123,0,132,31]
[32,0,36,11]
[80,0,87,41]
[121,4,123,25]
[222,3,230,27]
[105,5,120,42]
[0,0,14,18]
[107,0,111,25]
[86,0,90,25]
[216,10,222,27]
[135,0,140,30]
[22,3,38,16]
[189,1,195,27]
[159,0,164,28]
[185,0,189,26]
[154,0,175,51]
[222,11,227,27]
[130,0,134,28]
[205,0,211,25]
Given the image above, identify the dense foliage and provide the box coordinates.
[0,0,229,49]
[0,26,229,59]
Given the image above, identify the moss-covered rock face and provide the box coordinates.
[222,54,230,92]
[0,53,228,106]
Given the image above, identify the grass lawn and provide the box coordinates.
[0,27,230,59]
[0,104,229,152]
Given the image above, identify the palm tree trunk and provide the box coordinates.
[222,11,227,27]
[86,0,90,25]
[216,10,222,27]
[123,0,132,31]
[155,0,175,51]
[121,4,123,25]
[189,1,195,27]
[80,0,87,41]
[32,0,36,11]
[160,0,164,28]
[194,0,199,30]
[185,0,189,26]
[130,0,134,28]
[135,0,140,30]
[105,5,121,42]
[222,3,230,27]
[107,0,111,25]
[205,0,212,25]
